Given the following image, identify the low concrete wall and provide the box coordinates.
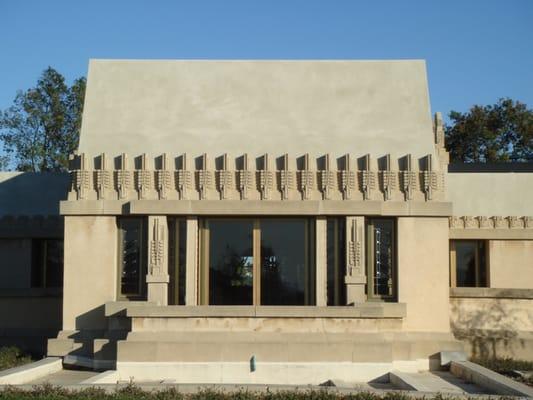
[0,290,62,355]
[450,288,533,360]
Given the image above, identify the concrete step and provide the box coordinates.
[390,370,491,395]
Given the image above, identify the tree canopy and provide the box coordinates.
[445,98,533,163]
[0,67,85,172]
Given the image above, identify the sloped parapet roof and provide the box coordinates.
[79,60,436,159]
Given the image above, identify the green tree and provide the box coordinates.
[0,67,86,171]
[445,98,533,163]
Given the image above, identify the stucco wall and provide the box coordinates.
[79,60,436,161]
[489,240,533,288]
[0,294,62,355]
[447,172,533,216]
[397,217,450,332]
[62,216,117,332]
[0,239,32,289]
[450,296,533,359]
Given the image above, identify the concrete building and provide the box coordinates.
[1,60,532,384]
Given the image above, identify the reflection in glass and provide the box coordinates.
[455,240,486,287]
[208,220,253,305]
[327,218,346,306]
[261,219,314,305]
[31,239,64,288]
[119,218,144,297]
[370,219,394,297]
[168,218,187,305]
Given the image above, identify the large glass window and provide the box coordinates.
[200,218,315,306]
[367,218,395,300]
[261,219,315,305]
[201,219,254,305]
[168,218,187,305]
[450,240,487,287]
[31,239,63,288]
[117,218,146,299]
[327,218,346,306]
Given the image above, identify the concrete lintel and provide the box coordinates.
[59,199,453,216]
[450,228,533,240]
[125,304,406,319]
[450,287,533,299]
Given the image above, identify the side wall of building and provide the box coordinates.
[397,217,450,332]
[489,240,533,288]
[62,216,117,333]
[0,238,62,355]
[0,239,32,288]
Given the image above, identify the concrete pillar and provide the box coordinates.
[146,216,169,305]
[315,217,327,306]
[185,217,198,305]
[345,216,366,304]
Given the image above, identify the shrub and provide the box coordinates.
[0,347,32,371]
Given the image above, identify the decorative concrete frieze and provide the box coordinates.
[66,152,446,203]
[493,216,507,229]
[463,216,476,229]
[345,216,366,304]
[146,216,169,305]
[450,216,533,230]
[73,169,91,200]
[449,216,463,229]
[509,216,523,229]
[450,215,533,240]
[95,169,112,200]
[477,216,491,229]
[258,170,274,200]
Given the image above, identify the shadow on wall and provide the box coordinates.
[0,172,70,216]
[450,298,527,359]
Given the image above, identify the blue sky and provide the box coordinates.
[0,0,532,120]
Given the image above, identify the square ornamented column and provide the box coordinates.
[146,215,169,305]
[345,216,366,304]
[315,217,327,306]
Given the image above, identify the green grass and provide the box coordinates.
[0,347,32,371]
[0,385,518,400]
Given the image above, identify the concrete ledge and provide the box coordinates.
[104,301,156,317]
[450,360,533,397]
[114,360,399,385]
[449,228,533,240]
[0,357,62,385]
[60,199,452,217]
[450,287,533,299]
[125,304,407,318]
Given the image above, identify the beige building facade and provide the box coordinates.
[1,60,532,383]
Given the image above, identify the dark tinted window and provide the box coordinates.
[31,239,63,288]
[327,218,346,306]
[208,220,254,305]
[118,218,145,298]
[168,218,187,305]
[261,219,315,306]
